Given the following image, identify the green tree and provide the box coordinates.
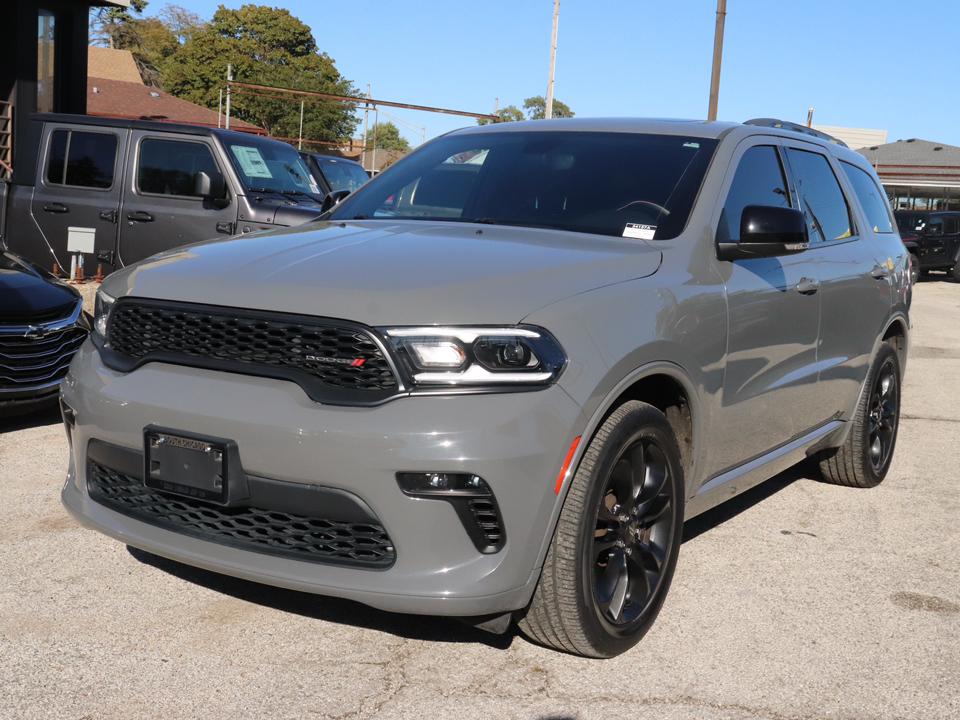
[366,122,410,152]
[161,5,358,141]
[477,104,524,126]
[89,0,149,49]
[523,95,575,120]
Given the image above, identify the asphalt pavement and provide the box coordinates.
[1,277,957,720]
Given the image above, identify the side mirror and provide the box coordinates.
[717,205,809,261]
[321,189,351,214]
[195,171,229,209]
[925,224,943,237]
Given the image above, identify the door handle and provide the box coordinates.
[43,203,68,214]
[99,210,118,223]
[871,265,892,279]
[126,211,154,223]
[796,277,819,295]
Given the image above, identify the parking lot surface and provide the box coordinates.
[1,279,958,720]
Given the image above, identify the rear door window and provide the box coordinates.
[46,130,118,189]
[784,148,854,243]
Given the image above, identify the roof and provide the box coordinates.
[86,78,264,134]
[858,138,960,188]
[88,47,143,85]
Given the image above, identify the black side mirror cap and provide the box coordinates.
[321,189,351,214]
[717,205,809,261]
[195,171,228,208]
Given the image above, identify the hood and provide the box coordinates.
[106,220,662,326]
[0,250,81,322]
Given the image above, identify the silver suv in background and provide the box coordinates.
[62,118,909,658]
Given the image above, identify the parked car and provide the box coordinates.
[300,152,369,196]
[61,118,909,658]
[0,249,89,416]
[894,210,960,281]
[0,114,324,276]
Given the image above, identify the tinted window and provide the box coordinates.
[945,216,959,234]
[330,132,719,240]
[785,148,853,243]
[138,138,219,197]
[840,161,894,233]
[719,145,790,242]
[316,158,368,192]
[46,130,117,189]
[927,217,944,236]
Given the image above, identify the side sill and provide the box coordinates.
[684,420,845,520]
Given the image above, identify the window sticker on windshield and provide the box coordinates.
[231,146,272,178]
[623,223,656,240]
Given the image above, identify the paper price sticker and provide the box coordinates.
[623,224,656,240]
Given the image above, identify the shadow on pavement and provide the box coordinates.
[0,403,62,434]
[127,545,516,650]
[682,461,817,543]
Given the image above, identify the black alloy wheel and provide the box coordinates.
[592,436,674,627]
[819,342,901,488]
[866,354,899,474]
[517,401,685,658]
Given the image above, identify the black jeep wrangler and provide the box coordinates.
[895,210,960,282]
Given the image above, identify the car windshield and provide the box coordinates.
[316,157,369,192]
[330,130,718,239]
[224,137,321,198]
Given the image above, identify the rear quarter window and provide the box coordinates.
[840,161,894,234]
[45,130,118,189]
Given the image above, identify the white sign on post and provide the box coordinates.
[67,227,96,254]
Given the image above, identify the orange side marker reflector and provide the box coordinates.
[555,436,581,494]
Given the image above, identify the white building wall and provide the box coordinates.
[813,126,887,150]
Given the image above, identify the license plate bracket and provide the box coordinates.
[143,427,243,505]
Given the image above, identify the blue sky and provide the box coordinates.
[150,0,960,148]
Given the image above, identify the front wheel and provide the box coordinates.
[517,401,685,658]
[950,262,960,283]
[819,343,901,488]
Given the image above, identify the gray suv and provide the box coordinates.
[61,118,910,658]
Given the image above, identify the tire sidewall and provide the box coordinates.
[572,403,685,655]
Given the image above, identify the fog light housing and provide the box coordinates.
[396,472,505,553]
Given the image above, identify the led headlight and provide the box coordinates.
[382,326,566,386]
[93,289,116,343]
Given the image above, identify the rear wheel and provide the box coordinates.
[518,401,684,658]
[950,262,960,283]
[819,343,901,488]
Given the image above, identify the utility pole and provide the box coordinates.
[225,63,232,130]
[707,0,727,122]
[545,0,560,119]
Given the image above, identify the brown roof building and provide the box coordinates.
[86,47,263,134]
[87,46,143,85]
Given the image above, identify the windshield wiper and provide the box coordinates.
[473,217,498,224]
[353,214,369,220]
[247,186,280,194]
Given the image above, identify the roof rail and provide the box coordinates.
[743,118,848,148]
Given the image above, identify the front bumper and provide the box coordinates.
[61,341,586,616]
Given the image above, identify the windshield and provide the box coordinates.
[223,136,321,198]
[330,131,718,240]
[316,157,369,192]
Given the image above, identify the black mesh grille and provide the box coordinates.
[88,463,396,569]
[107,300,397,396]
[468,498,504,548]
[0,325,88,390]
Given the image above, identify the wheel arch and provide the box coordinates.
[535,362,702,576]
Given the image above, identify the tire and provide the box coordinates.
[819,343,901,488]
[951,262,960,283]
[517,401,685,658]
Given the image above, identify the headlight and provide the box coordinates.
[382,326,566,386]
[93,289,116,342]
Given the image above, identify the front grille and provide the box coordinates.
[0,324,88,390]
[88,463,396,569]
[104,299,399,404]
